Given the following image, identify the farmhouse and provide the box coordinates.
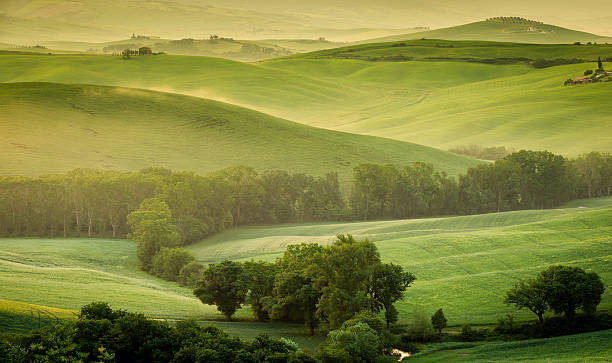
[572,76,592,84]
[139,46,153,55]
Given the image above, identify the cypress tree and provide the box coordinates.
[598,57,603,70]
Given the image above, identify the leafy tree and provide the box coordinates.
[151,247,195,281]
[316,323,383,363]
[311,234,381,329]
[242,261,278,321]
[368,263,416,328]
[127,198,182,271]
[539,265,605,320]
[194,260,247,320]
[505,277,549,325]
[407,307,435,342]
[264,243,323,334]
[431,308,447,333]
[177,261,205,287]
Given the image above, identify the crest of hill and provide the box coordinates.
[364,19,612,44]
[0,82,478,181]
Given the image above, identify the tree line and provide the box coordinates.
[350,150,612,220]
[0,166,344,241]
[1,150,610,240]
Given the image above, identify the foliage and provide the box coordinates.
[177,261,205,287]
[407,307,435,342]
[151,247,196,282]
[539,265,605,319]
[242,261,279,321]
[505,265,605,323]
[316,323,383,363]
[431,309,447,333]
[368,263,416,328]
[127,198,182,271]
[0,303,311,362]
[194,260,247,320]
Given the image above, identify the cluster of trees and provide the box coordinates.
[350,151,612,219]
[0,166,344,240]
[486,17,543,24]
[505,265,605,325]
[1,150,609,243]
[193,235,415,334]
[448,145,514,160]
[0,302,314,363]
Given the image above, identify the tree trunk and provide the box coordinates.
[63,214,67,238]
[537,312,543,325]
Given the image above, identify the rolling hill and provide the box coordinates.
[0,82,478,180]
[1,51,610,155]
[1,198,609,332]
[366,19,612,45]
[186,197,612,325]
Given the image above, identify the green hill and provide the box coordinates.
[411,329,612,362]
[1,51,610,155]
[1,199,610,330]
[366,19,612,45]
[186,197,612,325]
[0,82,478,180]
[299,38,612,63]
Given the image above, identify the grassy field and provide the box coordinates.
[187,197,612,325]
[301,38,612,62]
[0,51,610,154]
[410,329,612,362]
[0,82,477,182]
[367,20,612,44]
[1,199,610,348]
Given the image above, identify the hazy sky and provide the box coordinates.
[2,0,611,40]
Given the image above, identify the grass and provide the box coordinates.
[1,201,610,349]
[367,20,612,45]
[0,82,478,184]
[186,197,612,325]
[410,329,612,362]
[299,38,612,63]
[0,51,610,155]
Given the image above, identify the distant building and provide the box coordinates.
[139,47,153,55]
[572,76,593,84]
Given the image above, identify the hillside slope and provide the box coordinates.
[1,52,610,154]
[367,19,612,44]
[186,198,612,325]
[0,82,478,180]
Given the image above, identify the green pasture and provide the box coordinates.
[300,38,612,62]
[0,82,477,182]
[0,51,610,154]
[411,329,612,362]
[187,197,612,325]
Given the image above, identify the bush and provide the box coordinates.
[584,69,594,75]
[151,247,195,281]
[177,261,204,287]
[317,323,383,363]
[406,307,435,342]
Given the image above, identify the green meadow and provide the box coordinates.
[410,329,612,362]
[0,82,477,181]
[186,197,612,325]
[0,49,610,155]
[1,198,609,333]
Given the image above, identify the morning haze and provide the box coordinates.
[0,0,610,362]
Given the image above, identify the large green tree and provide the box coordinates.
[368,263,416,328]
[194,260,247,321]
[505,277,549,325]
[127,198,182,271]
[539,265,605,320]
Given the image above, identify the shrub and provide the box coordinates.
[177,261,204,287]
[151,247,195,281]
[406,307,435,342]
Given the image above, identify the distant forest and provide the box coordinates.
[0,151,610,240]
